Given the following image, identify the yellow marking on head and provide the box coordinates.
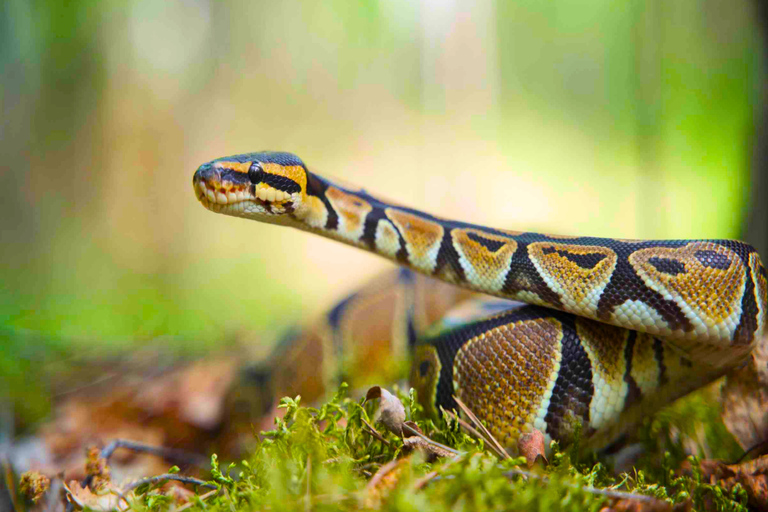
[385,209,444,272]
[213,161,252,174]
[325,186,372,239]
[453,317,562,449]
[261,163,308,193]
[528,243,618,313]
[410,345,442,418]
[451,228,518,292]
[628,242,745,327]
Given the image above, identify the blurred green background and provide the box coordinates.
[0,0,765,385]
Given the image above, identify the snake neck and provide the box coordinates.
[288,171,767,359]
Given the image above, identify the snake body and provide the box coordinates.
[194,151,768,450]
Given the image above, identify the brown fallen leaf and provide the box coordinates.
[364,457,410,508]
[681,454,768,511]
[365,386,406,437]
[63,479,123,511]
[518,430,548,468]
[721,335,768,452]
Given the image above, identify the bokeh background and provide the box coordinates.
[1,0,766,423]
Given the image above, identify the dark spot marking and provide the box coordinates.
[622,331,642,408]
[466,231,507,252]
[419,361,430,377]
[733,259,759,345]
[694,250,731,270]
[541,246,607,269]
[653,338,668,386]
[648,257,687,276]
[262,172,301,194]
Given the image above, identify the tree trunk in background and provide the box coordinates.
[745,1,768,256]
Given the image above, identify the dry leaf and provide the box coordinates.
[721,335,768,451]
[365,386,406,436]
[681,455,768,511]
[63,480,123,511]
[364,457,410,508]
[518,430,548,468]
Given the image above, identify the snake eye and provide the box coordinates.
[248,162,264,184]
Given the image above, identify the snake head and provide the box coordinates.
[193,151,309,223]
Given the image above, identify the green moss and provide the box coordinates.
[122,383,751,511]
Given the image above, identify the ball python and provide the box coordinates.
[194,151,768,451]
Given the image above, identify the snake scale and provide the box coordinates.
[194,151,768,451]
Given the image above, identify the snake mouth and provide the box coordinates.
[193,164,295,218]
[193,178,252,206]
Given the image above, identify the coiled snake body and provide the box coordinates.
[194,152,768,450]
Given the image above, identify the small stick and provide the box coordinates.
[400,423,460,456]
[360,418,392,447]
[453,397,510,459]
[175,489,218,512]
[442,408,507,460]
[120,474,216,496]
[502,468,663,505]
[99,439,209,469]
[222,485,237,512]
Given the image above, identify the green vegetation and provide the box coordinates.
[114,384,749,512]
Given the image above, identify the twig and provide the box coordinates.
[120,473,216,496]
[502,468,663,505]
[175,489,219,512]
[442,408,508,460]
[360,418,392,447]
[222,485,237,512]
[401,423,460,456]
[453,396,510,459]
[98,439,209,470]
[734,438,768,464]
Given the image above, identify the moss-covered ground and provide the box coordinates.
[116,384,750,512]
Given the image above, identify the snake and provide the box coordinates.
[194,151,768,451]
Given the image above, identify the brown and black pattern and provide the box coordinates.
[194,151,768,450]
